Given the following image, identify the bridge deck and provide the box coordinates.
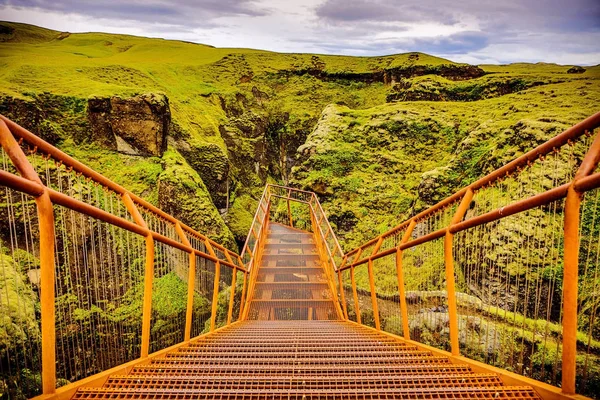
[72,223,541,399]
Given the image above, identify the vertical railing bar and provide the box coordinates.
[445,190,473,356]
[367,258,380,330]
[562,129,600,394]
[239,271,248,321]
[175,222,195,342]
[121,193,154,358]
[287,188,293,227]
[210,261,221,332]
[397,220,416,340]
[338,270,349,319]
[227,267,237,325]
[0,120,57,394]
[351,266,361,325]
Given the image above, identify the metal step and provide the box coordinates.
[103,373,503,390]
[73,386,540,399]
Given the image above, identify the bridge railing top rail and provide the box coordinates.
[241,183,344,272]
[0,115,244,271]
[342,111,600,269]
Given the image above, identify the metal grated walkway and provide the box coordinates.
[72,223,542,399]
[247,223,339,321]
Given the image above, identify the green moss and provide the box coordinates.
[225,194,257,243]
[158,148,236,250]
[0,252,40,355]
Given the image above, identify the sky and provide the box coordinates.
[1,0,600,65]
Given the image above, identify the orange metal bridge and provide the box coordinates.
[1,112,600,399]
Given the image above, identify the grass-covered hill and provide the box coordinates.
[0,20,598,250]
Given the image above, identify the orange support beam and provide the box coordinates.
[227,268,237,325]
[210,261,221,331]
[562,130,600,394]
[367,259,380,330]
[397,219,416,340]
[445,189,474,356]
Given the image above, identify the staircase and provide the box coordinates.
[246,223,339,321]
[71,223,542,399]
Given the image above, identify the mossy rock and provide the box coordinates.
[158,148,236,250]
[175,140,230,209]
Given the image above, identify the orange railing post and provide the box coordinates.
[562,131,600,394]
[397,219,416,340]
[210,261,221,331]
[185,252,196,340]
[444,189,474,356]
[175,222,196,342]
[227,267,237,325]
[141,236,155,356]
[0,120,57,394]
[287,188,293,227]
[122,193,154,358]
[350,266,361,324]
[239,271,248,320]
[38,191,56,394]
[367,258,380,330]
[338,268,348,319]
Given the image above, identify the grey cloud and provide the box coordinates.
[412,31,489,54]
[316,0,600,33]
[316,0,456,25]
[299,30,489,56]
[1,0,268,26]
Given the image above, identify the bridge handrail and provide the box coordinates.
[240,183,343,271]
[343,111,600,266]
[340,111,600,397]
[239,185,345,320]
[0,116,247,398]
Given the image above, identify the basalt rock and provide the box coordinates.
[567,66,586,74]
[87,93,170,156]
[278,63,485,84]
[175,140,230,209]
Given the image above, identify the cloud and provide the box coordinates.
[0,0,269,26]
[316,0,456,25]
[1,0,599,65]
[316,0,600,33]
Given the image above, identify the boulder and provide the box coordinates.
[567,66,586,74]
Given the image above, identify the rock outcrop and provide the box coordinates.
[279,63,486,84]
[175,140,230,209]
[88,93,170,156]
[567,66,586,74]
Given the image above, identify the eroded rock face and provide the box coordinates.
[175,140,230,209]
[87,93,170,156]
